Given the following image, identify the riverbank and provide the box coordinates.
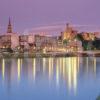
[0,50,100,58]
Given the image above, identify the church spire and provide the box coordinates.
[7,17,13,33]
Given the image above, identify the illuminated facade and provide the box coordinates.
[19,35,28,49]
[0,35,11,48]
[1,18,19,50]
[82,32,96,41]
[62,23,77,41]
[66,39,83,51]
[94,32,100,38]
[34,34,58,50]
[0,20,100,52]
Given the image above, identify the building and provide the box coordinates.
[28,34,34,44]
[19,35,29,51]
[1,18,19,50]
[34,34,58,51]
[62,23,77,41]
[0,35,11,48]
[57,35,63,47]
[82,32,97,41]
[94,32,100,38]
[66,39,82,51]
[19,34,35,52]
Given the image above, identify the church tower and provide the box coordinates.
[5,18,19,50]
[7,18,13,33]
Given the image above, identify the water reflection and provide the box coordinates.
[17,59,21,81]
[32,58,36,81]
[2,59,5,80]
[0,57,98,95]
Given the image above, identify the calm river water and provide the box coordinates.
[0,57,100,100]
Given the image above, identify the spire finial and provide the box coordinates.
[66,23,69,28]
[7,17,12,33]
[65,23,70,32]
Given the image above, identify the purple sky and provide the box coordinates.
[0,0,100,33]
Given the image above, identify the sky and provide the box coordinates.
[0,0,100,34]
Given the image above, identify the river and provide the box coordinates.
[0,57,100,100]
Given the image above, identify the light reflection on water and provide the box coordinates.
[0,57,100,100]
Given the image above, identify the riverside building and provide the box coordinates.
[0,18,19,50]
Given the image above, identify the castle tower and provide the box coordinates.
[63,23,70,40]
[7,18,13,33]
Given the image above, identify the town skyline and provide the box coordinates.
[0,18,99,54]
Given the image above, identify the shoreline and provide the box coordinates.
[0,50,100,58]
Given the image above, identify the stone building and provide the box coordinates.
[34,34,58,51]
[0,18,19,50]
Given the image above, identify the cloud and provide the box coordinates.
[22,23,100,35]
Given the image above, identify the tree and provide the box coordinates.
[93,39,100,50]
[63,39,68,45]
[76,34,84,41]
